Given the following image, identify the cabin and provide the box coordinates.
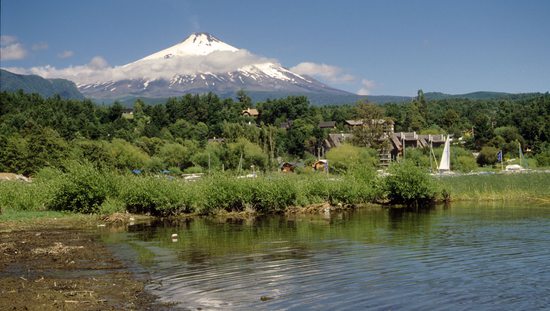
[312,160,328,172]
[387,132,447,160]
[344,120,364,128]
[345,119,395,134]
[391,133,446,149]
[318,121,337,129]
[280,162,296,173]
[242,108,259,117]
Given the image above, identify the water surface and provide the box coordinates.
[108,203,550,310]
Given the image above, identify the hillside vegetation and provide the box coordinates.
[1,90,549,176]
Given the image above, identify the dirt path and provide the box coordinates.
[0,219,164,310]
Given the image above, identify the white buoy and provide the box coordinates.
[171,233,178,238]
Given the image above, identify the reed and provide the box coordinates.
[438,172,550,201]
[3,164,547,217]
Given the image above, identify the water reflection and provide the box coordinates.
[111,202,550,310]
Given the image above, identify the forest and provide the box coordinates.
[1,90,549,176]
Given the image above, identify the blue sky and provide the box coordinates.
[1,0,549,96]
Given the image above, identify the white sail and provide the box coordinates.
[438,136,451,172]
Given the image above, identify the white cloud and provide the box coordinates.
[357,79,376,95]
[32,42,49,51]
[291,61,378,95]
[5,49,278,84]
[290,62,355,83]
[58,50,74,59]
[0,35,27,61]
[88,56,109,69]
[4,45,378,95]
[1,35,18,45]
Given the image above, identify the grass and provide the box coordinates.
[2,163,549,220]
[0,209,70,222]
[439,172,550,201]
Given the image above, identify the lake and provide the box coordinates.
[106,202,550,310]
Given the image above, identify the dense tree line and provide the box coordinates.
[1,90,549,175]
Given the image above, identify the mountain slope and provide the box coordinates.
[78,33,356,104]
[0,69,84,99]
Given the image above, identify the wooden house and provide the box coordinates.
[280,162,296,173]
[312,160,328,172]
[345,119,394,134]
[318,121,337,129]
[242,108,259,117]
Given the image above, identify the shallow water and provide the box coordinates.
[108,203,550,310]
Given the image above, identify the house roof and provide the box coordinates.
[418,134,446,143]
[345,119,394,126]
[242,108,259,116]
[345,120,364,126]
[318,121,336,128]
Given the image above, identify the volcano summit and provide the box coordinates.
[77,33,356,103]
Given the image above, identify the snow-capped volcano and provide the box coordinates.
[78,33,354,102]
[138,33,238,60]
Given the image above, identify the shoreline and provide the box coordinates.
[0,223,164,310]
[2,200,549,310]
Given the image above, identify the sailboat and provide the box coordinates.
[438,135,451,173]
[505,142,526,172]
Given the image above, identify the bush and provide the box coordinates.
[477,146,500,166]
[250,177,297,213]
[200,175,253,214]
[296,175,331,206]
[46,162,113,213]
[325,144,378,174]
[118,175,193,216]
[535,148,550,167]
[454,155,478,172]
[99,197,125,215]
[384,161,437,206]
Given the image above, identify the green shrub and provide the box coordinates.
[477,146,500,166]
[296,175,331,206]
[250,177,297,213]
[46,162,113,213]
[200,175,253,214]
[384,161,437,206]
[99,197,125,215]
[535,148,550,167]
[454,155,478,172]
[118,175,192,216]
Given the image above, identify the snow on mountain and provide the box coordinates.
[138,33,238,61]
[78,32,353,101]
